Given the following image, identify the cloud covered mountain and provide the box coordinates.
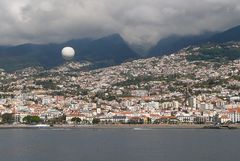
[0,34,139,71]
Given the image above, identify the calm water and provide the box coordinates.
[0,128,239,161]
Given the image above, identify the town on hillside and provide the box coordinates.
[1,42,240,126]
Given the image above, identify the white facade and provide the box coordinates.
[188,97,197,109]
[228,112,240,123]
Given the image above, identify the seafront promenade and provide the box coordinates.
[0,124,239,129]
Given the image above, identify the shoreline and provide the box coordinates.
[0,124,239,129]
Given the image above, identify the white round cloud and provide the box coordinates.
[61,47,75,60]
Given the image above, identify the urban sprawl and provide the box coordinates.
[1,43,240,125]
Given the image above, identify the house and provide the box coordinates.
[177,115,195,123]
[149,114,161,123]
[158,116,179,124]
[128,117,144,124]
[111,115,128,123]
[14,112,29,123]
[227,108,240,123]
[220,115,231,123]
[66,112,86,124]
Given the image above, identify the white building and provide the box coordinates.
[188,97,197,109]
[227,108,240,123]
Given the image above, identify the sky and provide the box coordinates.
[1,0,240,45]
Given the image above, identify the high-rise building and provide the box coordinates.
[188,96,197,109]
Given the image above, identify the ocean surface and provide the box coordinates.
[0,128,239,161]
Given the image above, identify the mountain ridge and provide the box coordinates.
[1,25,240,71]
[0,34,139,71]
[149,25,240,57]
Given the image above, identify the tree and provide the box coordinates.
[82,119,90,125]
[1,113,14,124]
[71,117,81,124]
[47,115,66,124]
[92,118,100,124]
[23,116,42,124]
[23,116,31,124]
[31,116,42,124]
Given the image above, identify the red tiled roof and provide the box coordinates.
[118,111,133,115]
[150,114,160,117]
[220,115,229,119]
[228,108,240,113]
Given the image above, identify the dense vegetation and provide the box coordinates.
[187,47,240,62]
[23,116,42,124]
[1,113,14,124]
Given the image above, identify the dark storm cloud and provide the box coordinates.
[0,0,240,45]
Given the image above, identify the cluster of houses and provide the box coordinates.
[1,97,240,125]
